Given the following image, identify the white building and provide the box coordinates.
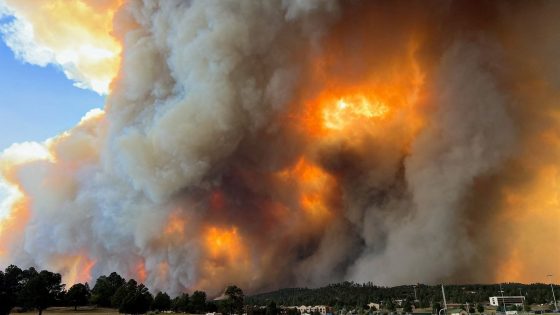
[296,305,328,315]
[489,296,525,307]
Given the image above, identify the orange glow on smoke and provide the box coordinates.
[196,225,251,291]
[0,198,30,259]
[59,255,96,286]
[277,158,337,219]
[496,163,560,283]
[204,226,246,262]
[165,211,186,236]
[136,260,147,283]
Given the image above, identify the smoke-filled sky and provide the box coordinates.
[0,0,559,296]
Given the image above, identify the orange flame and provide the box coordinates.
[323,95,390,130]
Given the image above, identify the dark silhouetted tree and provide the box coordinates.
[172,293,190,312]
[224,285,244,315]
[385,300,396,312]
[191,290,207,313]
[153,291,172,311]
[0,265,23,315]
[403,301,413,313]
[118,281,153,314]
[112,280,136,309]
[477,304,484,313]
[66,283,91,310]
[91,272,125,307]
[266,301,278,315]
[20,268,64,315]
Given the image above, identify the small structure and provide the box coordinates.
[296,305,329,315]
[489,296,525,307]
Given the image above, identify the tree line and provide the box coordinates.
[246,281,560,309]
[0,264,245,315]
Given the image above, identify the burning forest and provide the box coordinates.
[0,0,559,296]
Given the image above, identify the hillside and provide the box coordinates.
[246,282,559,308]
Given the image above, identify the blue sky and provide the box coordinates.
[0,23,105,151]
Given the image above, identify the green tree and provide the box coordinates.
[153,291,172,311]
[224,285,244,315]
[111,283,130,309]
[403,301,413,313]
[287,308,300,315]
[266,301,278,315]
[20,268,64,315]
[118,282,153,314]
[386,300,396,312]
[172,293,190,312]
[207,301,218,312]
[476,304,484,313]
[0,265,23,315]
[191,290,207,313]
[66,283,91,311]
[91,272,125,307]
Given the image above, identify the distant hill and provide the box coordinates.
[246,281,559,308]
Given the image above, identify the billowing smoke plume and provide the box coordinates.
[0,0,559,296]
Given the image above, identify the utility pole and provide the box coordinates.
[547,274,558,312]
[441,284,448,315]
[499,284,507,314]
[518,288,524,310]
[414,285,418,302]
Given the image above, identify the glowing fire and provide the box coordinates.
[204,226,246,262]
[323,95,389,130]
[298,37,426,142]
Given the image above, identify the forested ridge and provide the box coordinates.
[247,282,560,308]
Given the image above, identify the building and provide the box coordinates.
[295,305,329,315]
[489,296,525,307]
